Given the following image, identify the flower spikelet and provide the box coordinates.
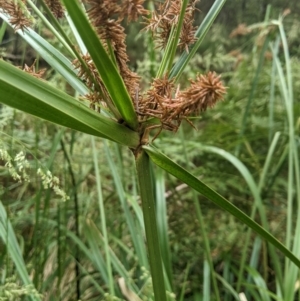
[0,149,30,182]
[139,72,226,138]
[73,54,109,111]
[0,0,34,32]
[20,60,46,79]
[179,71,227,114]
[37,168,69,202]
[179,1,198,52]
[138,75,182,132]
[44,0,64,19]
[120,0,149,22]
[86,0,140,100]
[73,54,102,89]
[140,75,175,117]
[144,0,199,51]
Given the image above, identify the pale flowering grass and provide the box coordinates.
[37,168,69,202]
[0,278,42,300]
[0,148,69,201]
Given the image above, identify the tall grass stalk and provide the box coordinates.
[273,18,300,301]
[136,149,167,301]
[92,137,115,296]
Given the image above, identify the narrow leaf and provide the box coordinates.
[0,202,41,301]
[143,145,300,269]
[62,0,138,129]
[136,149,167,301]
[0,12,87,95]
[169,0,227,80]
[0,60,139,148]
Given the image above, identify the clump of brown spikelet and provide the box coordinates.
[144,0,199,51]
[19,60,46,79]
[44,0,64,19]
[138,72,226,133]
[85,0,148,101]
[71,1,226,141]
[0,0,34,32]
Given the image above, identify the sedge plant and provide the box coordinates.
[0,1,299,300]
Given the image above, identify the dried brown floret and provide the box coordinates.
[144,0,199,51]
[229,23,251,38]
[44,0,64,19]
[0,0,34,32]
[19,60,46,79]
[73,54,102,90]
[178,72,227,114]
[73,54,112,111]
[138,72,226,138]
[86,0,140,100]
[179,19,197,52]
[120,0,149,22]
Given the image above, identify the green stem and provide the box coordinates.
[27,0,75,57]
[92,138,115,296]
[135,149,167,301]
[166,0,189,73]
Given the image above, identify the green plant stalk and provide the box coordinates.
[179,263,190,301]
[169,0,227,81]
[104,142,148,268]
[166,0,189,73]
[258,132,281,193]
[196,200,220,300]
[276,20,300,301]
[214,273,245,301]
[62,0,138,129]
[92,137,114,296]
[203,260,211,301]
[156,25,176,78]
[234,36,269,157]
[26,0,75,57]
[0,21,7,43]
[135,149,167,301]
[155,169,173,289]
[60,136,81,299]
[268,38,280,143]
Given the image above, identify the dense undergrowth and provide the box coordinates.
[0,1,299,301]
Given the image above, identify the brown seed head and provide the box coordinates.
[120,0,149,22]
[44,0,64,19]
[144,0,199,51]
[19,60,46,79]
[0,0,34,32]
[179,72,227,114]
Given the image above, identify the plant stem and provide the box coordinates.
[135,149,167,301]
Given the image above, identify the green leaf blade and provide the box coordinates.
[62,0,138,129]
[169,0,228,80]
[143,145,300,269]
[0,12,88,95]
[0,60,139,148]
